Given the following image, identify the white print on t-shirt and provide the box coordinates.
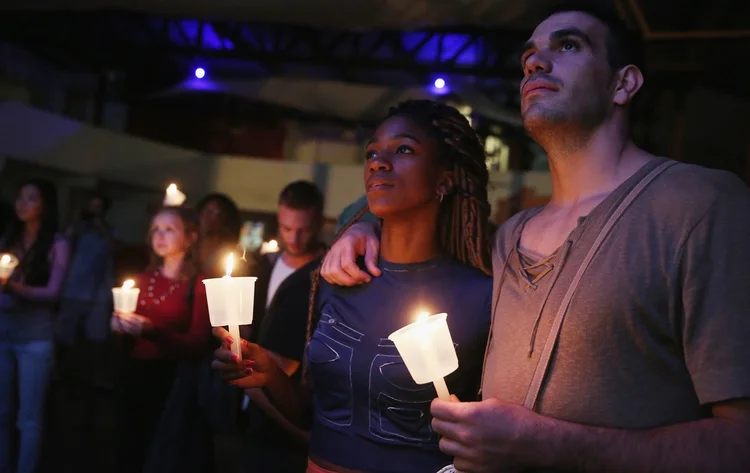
[435,466,457,473]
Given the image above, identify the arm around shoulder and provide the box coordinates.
[321,220,382,285]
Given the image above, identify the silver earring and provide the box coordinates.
[437,192,444,203]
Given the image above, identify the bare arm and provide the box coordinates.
[212,327,310,427]
[247,353,308,442]
[10,238,69,301]
[247,389,309,442]
[432,398,750,473]
[252,357,309,427]
[540,399,750,473]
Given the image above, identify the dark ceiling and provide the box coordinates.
[0,0,748,103]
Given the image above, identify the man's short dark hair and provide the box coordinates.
[279,180,324,215]
[541,1,645,75]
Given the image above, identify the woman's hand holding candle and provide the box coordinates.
[0,253,19,287]
[111,314,124,333]
[211,326,276,389]
[112,311,153,336]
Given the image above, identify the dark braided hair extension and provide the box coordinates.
[303,100,494,380]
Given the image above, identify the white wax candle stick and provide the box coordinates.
[433,377,451,401]
[229,323,242,360]
[223,277,243,361]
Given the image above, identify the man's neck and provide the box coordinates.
[541,121,654,208]
[380,209,441,264]
[281,245,323,270]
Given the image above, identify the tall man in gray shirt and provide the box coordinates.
[319,4,750,472]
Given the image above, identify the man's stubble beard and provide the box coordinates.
[283,240,319,258]
[522,93,611,151]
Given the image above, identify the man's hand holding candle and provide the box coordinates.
[431,397,548,473]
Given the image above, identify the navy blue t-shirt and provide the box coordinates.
[308,257,492,473]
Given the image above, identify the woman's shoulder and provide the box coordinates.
[440,260,492,284]
[315,275,364,309]
[317,277,340,299]
[438,261,493,309]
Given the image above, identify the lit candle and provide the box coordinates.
[163,183,187,207]
[203,253,258,360]
[388,311,459,401]
[260,239,279,255]
[112,279,140,313]
[0,253,18,281]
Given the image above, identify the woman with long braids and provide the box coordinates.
[0,180,68,473]
[213,100,493,473]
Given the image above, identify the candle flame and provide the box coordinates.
[0,254,10,265]
[167,183,177,193]
[122,279,135,289]
[417,312,430,323]
[225,253,235,277]
[268,239,278,251]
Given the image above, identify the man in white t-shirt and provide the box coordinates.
[242,180,325,473]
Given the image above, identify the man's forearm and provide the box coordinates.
[539,416,750,473]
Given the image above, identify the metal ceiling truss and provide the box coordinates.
[0,11,525,78]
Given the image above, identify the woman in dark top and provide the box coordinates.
[111,206,212,473]
[197,193,242,278]
[213,100,495,473]
[0,179,69,473]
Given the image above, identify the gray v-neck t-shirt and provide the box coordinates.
[482,158,750,431]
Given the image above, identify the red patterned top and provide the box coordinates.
[127,270,212,360]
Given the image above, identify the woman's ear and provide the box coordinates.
[437,170,455,198]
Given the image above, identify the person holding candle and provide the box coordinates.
[140,193,246,473]
[239,181,326,473]
[111,205,212,473]
[212,100,495,473]
[317,4,750,473]
[0,179,69,473]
